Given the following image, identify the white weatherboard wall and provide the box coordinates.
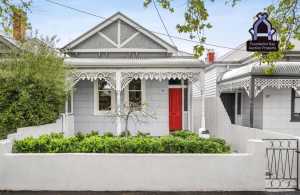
[73,79,169,135]
[262,88,300,135]
[126,80,169,136]
[205,96,300,152]
[204,66,227,98]
[73,80,117,134]
[0,140,265,191]
[204,68,217,97]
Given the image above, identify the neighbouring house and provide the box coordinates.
[0,33,18,55]
[62,12,205,136]
[205,39,300,136]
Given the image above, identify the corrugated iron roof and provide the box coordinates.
[219,61,300,82]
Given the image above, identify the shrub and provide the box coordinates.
[103,132,114,137]
[0,38,69,139]
[171,130,198,139]
[120,130,131,137]
[13,133,231,154]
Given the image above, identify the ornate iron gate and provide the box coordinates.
[263,139,298,190]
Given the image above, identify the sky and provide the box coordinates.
[27,0,273,58]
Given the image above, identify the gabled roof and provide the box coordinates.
[216,42,253,63]
[61,12,178,53]
[219,61,300,82]
[0,32,18,51]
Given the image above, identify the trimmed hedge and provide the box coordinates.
[12,131,231,153]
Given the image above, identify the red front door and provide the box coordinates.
[169,88,182,131]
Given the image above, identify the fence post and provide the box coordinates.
[247,139,266,191]
[0,139,12,154]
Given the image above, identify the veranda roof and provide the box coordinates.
[65,57,205,68]
[219,61,300,82]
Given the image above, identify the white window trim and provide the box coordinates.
[94,80,116,115]
[125,79,146,108]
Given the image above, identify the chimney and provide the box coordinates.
[207,49,215,64]
[12,8,27,42]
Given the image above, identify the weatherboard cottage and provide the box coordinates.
[62,12,205,135]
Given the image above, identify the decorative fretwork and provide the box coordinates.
[218,77,251,96]
[121,72,201,90]
[72,72,116,89]
[263,139,298,190]
[254,78,300,97]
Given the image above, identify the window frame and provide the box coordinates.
[94,79,115,115]
[291,89,300,122]
[125,79,146,110]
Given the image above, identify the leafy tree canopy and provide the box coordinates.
[0,34,69,139]
[0,0,31,32]
[145,0,299,63]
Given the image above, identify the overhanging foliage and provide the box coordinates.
[0,39,69,139]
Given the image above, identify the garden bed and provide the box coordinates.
[12,131,230,153]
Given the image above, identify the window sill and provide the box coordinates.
[94,111,115,116]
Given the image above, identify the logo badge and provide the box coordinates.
[246,12,279,52]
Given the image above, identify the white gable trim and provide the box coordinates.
[98,32,118,48]
[120,32,140,48]
[117,20,121,47]
[70,48,168,53]
[62,12,177,53]
[0,35,18,50]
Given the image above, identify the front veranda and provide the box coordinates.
[68,69,204,136]
[217,62,300,130]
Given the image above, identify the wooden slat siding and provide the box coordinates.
[192,81,201,98]
[73,79,169,135]
[205,68,217,97]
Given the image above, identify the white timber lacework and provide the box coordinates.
[72,72,116,89]
[219,77,300,97]
[120,72,201,90]
[218,77,252,96]
[254,78,300,97]
[72,71,201,91]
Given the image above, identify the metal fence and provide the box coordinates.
[263,139,298,190]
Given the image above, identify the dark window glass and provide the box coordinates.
[291,89,300,121]
[129,79,142,109]
[129,91,142,106]
[184,80,188,85]
[168,79,181,85]
[237,93,241,115]
[129,79,141,90]
[98,80,112,111]
[184,88,188,111]
[98,79,111,90]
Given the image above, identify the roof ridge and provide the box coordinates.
[61,12,177,53]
